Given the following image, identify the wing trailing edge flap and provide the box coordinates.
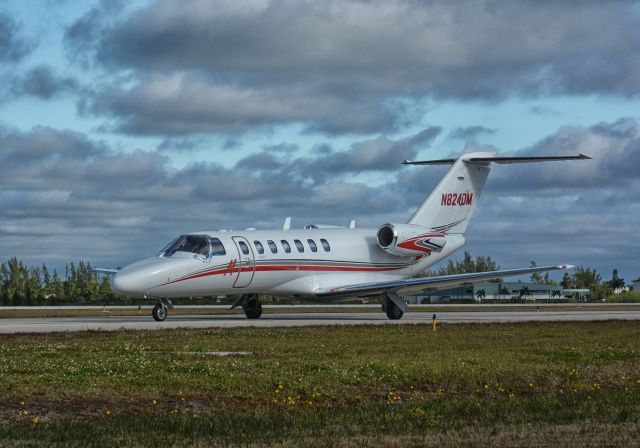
[313,264,573,300]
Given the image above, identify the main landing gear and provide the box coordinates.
[230,294,263,319]
[152,299,173,321]
[382,293,407,320]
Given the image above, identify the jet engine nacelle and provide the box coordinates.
[377,223,446,256]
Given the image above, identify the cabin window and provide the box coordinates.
[281,240,291,253]
[267,240,277,254]
[320,238,330,252]
[239,241,250,255]
[210,238,226,256]
[307,239,318,252]
[254,241,264,254]
[294,239,304,253]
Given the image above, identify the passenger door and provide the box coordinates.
[232,236,255,288]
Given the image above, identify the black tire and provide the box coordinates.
[243,298,263,319]
[384,302,404,320]
[152,304,167,321]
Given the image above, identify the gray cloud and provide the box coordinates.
[263,143,299,154]
[63,0,126,68]
[64,0,640,137]
[487,117,640,194]
[530,105,560,116]
[309,126,441,173]
[91,0,640,97]
[447,126,496,142]
[279,126,443,183]
[83,73,397,135]
[0,126,407,268]
[8,65,78,100]
[0,13,32,62]
[157,135,211,152]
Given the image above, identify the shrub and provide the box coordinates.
[606,290,640,303]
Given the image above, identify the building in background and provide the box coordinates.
[406,282,589,303]
[632,278,640,292]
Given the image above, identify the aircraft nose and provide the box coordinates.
[111,271,144,297]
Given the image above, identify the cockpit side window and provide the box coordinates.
[163,235,211,257]
[158,237,180,256]
[210,238,226,256]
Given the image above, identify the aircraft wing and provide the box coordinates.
[314,264,572,300]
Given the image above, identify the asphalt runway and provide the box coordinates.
[1,310,639,333]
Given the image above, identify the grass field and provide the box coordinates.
[0,322,639,447]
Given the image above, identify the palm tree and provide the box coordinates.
[519,286,532,300]
[475,288,486,301]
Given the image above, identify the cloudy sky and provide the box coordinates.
[1,0,639,282]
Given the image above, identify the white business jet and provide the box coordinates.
[96,151,590,321]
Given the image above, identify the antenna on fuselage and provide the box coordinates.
[283,217,291,231]
[349,219,356,229]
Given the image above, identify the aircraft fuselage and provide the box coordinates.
[112,228,465,301]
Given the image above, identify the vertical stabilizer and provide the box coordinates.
[404,151,590,234]
[407,152,492,234]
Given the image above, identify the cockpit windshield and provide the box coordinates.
[161,235,211,257]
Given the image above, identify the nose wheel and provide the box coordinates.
[152,303,168,321]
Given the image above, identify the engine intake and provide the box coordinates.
[377,223,446,256]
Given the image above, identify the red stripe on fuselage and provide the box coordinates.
[161,263,408,286]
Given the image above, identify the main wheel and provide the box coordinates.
[384,302,404,320]
[243,298,263,319]
[152,303,168,321]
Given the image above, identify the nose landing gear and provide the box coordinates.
[152,303,167,321]
[151,299,173,321]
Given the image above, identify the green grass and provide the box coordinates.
[1,322,639,446]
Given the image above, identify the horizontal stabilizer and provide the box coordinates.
[403,154,591,165]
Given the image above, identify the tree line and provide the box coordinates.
[0,258,122,306]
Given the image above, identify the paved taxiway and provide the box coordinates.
[1,310,639,333]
